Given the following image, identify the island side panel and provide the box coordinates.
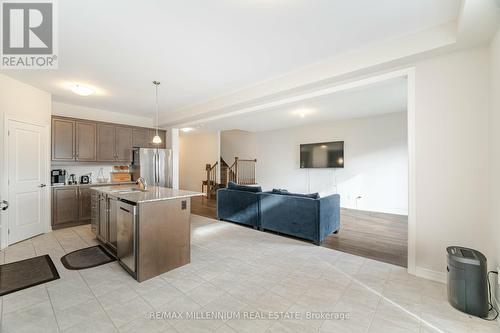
[137,198,191,282]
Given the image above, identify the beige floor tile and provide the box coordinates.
[104,296,154,328]
[0,218,465,333]
[2,300,59,333]
[186,282,227,307]
[2,284,49,314]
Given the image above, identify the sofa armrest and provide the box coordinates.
[216,188,260,227]
[318,194,341,242]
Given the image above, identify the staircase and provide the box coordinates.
[203,157,257,199]
[227,157,257,185]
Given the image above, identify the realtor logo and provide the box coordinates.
[1,0,58,69]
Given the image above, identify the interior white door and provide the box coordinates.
[8,120,47,244]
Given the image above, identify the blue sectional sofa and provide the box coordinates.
[216,182,261,228]
[260,191,340,245]
[216,183,340,245]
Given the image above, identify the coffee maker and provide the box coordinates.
[51,169,66,185]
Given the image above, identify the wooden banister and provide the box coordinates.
[204,161,218,199]
[228,157,257,185]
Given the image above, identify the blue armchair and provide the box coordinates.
[259,192,340,245]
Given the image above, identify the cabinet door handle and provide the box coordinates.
[38,184,46,188]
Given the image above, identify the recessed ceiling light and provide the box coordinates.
[70,84,95,96]
[292,108,314,118]
[181,127,194,133]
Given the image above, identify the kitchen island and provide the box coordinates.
[90,185,203,282]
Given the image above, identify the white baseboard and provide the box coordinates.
[415,266,446,284]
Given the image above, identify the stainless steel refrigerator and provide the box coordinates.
[131,148,173,187]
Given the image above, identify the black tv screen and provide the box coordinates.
[300,141,344,168]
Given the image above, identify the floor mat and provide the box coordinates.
[0,254,60,296]
[60,245,116,270]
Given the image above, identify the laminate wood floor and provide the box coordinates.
[322,208,408,267]
[193,197,408,267]
[191,196,217,219]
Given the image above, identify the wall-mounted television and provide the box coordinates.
[300,141,344,168]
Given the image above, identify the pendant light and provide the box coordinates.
[152,80,162,144]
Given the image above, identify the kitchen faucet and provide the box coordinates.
[137,177,147,190]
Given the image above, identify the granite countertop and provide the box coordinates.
[91,185,204,203]
[51,182,136,188]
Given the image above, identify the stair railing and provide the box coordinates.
[228,157,257,185]
[205,161,218,199]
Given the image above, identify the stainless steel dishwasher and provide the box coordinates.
[116,199,137,278]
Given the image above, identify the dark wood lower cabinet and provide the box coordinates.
[78,187,92,222]
[52,186,94,229]
[52,187,79,229]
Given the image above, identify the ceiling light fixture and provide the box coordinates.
[152,81,162,144]
[292,108,314,118]
[70,84,95,96]
[181,127,194,133]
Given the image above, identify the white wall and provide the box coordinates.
[179,132,219,192]
[254,112,408,215]
[0,74,52,247]
[488,26,500,307]
[414,47,490,275]
[52,102,153,128]
[220,130,257,164]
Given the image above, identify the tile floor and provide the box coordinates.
[0,215,498,333]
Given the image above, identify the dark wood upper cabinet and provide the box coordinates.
[52,187,78,227]
[75,121,96,161]
[52,118,75,161]
[115,126,133,162]
[132,128,150,148]
[52,116,167,162]
[97,124,116,162]
[148,129,166,149]
[78,187,92,221]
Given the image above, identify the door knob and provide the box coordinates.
[1,200,8,211]
[38,184,46,188]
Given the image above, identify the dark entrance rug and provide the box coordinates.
[61,245,116,270]
[0,254,60,296]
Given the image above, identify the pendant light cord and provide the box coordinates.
[154,82,159,136]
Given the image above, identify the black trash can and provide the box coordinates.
[446,246,488,318]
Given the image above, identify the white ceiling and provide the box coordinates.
[2,0,459,118]
[183,76,407,133]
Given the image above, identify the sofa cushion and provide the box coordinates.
[272,188,289,195]
[271,188,319,199]
[287,192,320,199]
[227,181,262,193]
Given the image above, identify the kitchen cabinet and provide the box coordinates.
[75,121,96,161]
[52,187,79,228]
[132,128,150,148]
[78,187,92,221]
[148,129,166,149]
[132,128,166,149]
[53,183,132,230]
[91,191,99,234]
[115,126,133,162]
[52,118,75,161]
[98,192,108,243]
[51,116,167,162]
[97,124,116,162]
